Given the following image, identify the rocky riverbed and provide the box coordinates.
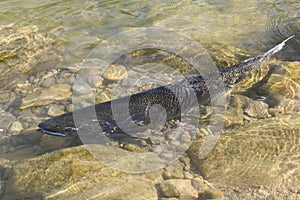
[0,24,300,199]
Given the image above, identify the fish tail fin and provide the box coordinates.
[262,35,294,58]
[221,35,295,86]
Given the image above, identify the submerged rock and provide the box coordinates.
[160,179,198,199]
[162,161,185,179]
[244,100,270,119]
[0,24,61,89]
[20,84,71,109]
[223,95,244,128]
[232,61,300,98]
[0,92,15,111]
[95,92,110,103]
[102,64,128,81]
[198,189,224,200]
[3,145,158,200]
[187,113,300,189]
[275,98,300,114]
[47,104,66,116]
[0,112,16,135]
[9,121,23,133]
[87,75,103,88]
[262,73,300,99]
[72,81,92,95]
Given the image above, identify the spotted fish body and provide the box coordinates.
[38,36,293,145]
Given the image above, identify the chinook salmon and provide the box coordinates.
[38,36,294,147]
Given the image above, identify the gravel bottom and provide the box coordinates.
[215,185,300,200]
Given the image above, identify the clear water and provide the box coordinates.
[1,0,298,63]
[0,0,299,198]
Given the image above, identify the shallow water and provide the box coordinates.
[0,0,299,199]
[0,0,299,63]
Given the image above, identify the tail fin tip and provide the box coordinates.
[264,35,295,57]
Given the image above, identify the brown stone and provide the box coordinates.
[20,84,71,109]
[199,189,224,199]
[102,64,128,81]
[160,179,198,199]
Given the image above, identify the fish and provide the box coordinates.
[38,36,294,147]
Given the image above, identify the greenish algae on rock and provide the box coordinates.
[3,145,159,200]
[187,112,300,189]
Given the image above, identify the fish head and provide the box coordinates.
[38,112,78,137]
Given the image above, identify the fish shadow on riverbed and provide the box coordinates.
[0,130,82,161]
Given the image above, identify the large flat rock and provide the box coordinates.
[3,145,159,199]
[187,113,300,189]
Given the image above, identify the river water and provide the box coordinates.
[0,0,299,199]
[1,0,299,63]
